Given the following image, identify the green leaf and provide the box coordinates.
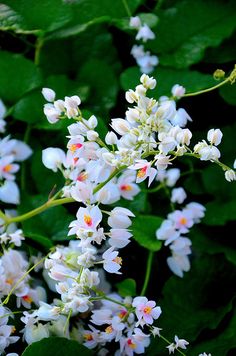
[189,309,236,356]
[77,59,119,114]
[191,228,236,266]
[1,0,72,33]
[12,89,44,124]
[24,232,53,249]
[121,66,216,97]
[116,278,137,297]
[0,51,42,103]
[132,215,163,251]
[203,200,236,226]
[22,337,93,356]
[0,4,25,32]
[147,255,236,355]
[220,82,236,106]
[148,0,236,68]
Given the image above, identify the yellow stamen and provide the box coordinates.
[179,217,187,225]
[3,164,12,172]
[113,256,122,265]
[84,214,92,227]
[143,306,152,314]
[105,325,113,334]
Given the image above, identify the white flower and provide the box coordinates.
[167,254,190,277]
[102,247,122,274]
[136,24,155,42]
[43,103,60,124]
[129,16,141,29]
[171,84,186,98]
[225,169,236,182]
[156,220,180,246]
[42,88,56,102]
[171,108,192,127]
[155,154,172,170]
[132,296,162,326]
[111,119,130,136]
[117,171,140,200]
[130,160,157,186]
[207,128,223,146]
[24,323,49,345]
[167,343,176,354]
[42,147,65,172]
[174,335,189,350]
[36,302,61,321]
[105,131,118,145]
[0,181,19,204]
[108,207,134,228]
[109,229,132,249]
[140,74,156,89]
[171,187,187,204]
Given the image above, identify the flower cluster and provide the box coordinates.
[0,305,19,354]
[82,294,161,355]
[129,16,158,73]
[156,170,205,277]
[0,101,32,204]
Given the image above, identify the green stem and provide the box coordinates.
[34,36,44,65]
[122,0,132,17]
[141,251,154,296]
[93,166,126,194]
[184,66,236,97]
[21,124,31,191]
[159,335,187,356]
[6,197,74,225]
[142,183,164,193]
[0,209,7,221]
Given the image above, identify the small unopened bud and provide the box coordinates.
[87,130,99,141]
[42,88,56,102]
[207,128,223,146]
[129,16,141,29]
[225,169,236,182]
[105,131,118,145]
[213,69,225,80]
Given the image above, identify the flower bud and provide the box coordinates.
[225,169,236,182]
[105,131,118,145]
[88,115,98,128]
[111,119,130,135]
[171,84,186,98]
[207,128,223,146]
[87,130,99,141]
[140,74,156,89]
[42,88,56,102]
[129,16,141,29]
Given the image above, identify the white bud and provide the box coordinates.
[43,103,60,124]
[125,90,138,103]
[225,169,236,182]
[54,99,65,112]
[140,74,156,89]
[42,148,65,172]
[105,131,118,145]
[171,84,186,98]
[42,88,56,102]
[102,152,116,166]
[136,24,155,42]
[87,130,99,141]
[111,119,130,135]
[207,128,223,146]
[234,159,236,169]
[129,16,141,29]
[176,128,192,145]
[88,115,98,129]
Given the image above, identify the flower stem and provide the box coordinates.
[141,251,154,296]
[93,166,126,194]
[5,197,74,225]
[184,65,236,97]
[122,0,132,17]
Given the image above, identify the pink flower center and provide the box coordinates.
[120,184,132,191]
[69,143,83,153]
[137,166,147,178]
[127,339,136,349]
[143,306,152,314]
[84,214,92,227]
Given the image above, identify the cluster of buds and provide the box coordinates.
[129,16,158,73]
